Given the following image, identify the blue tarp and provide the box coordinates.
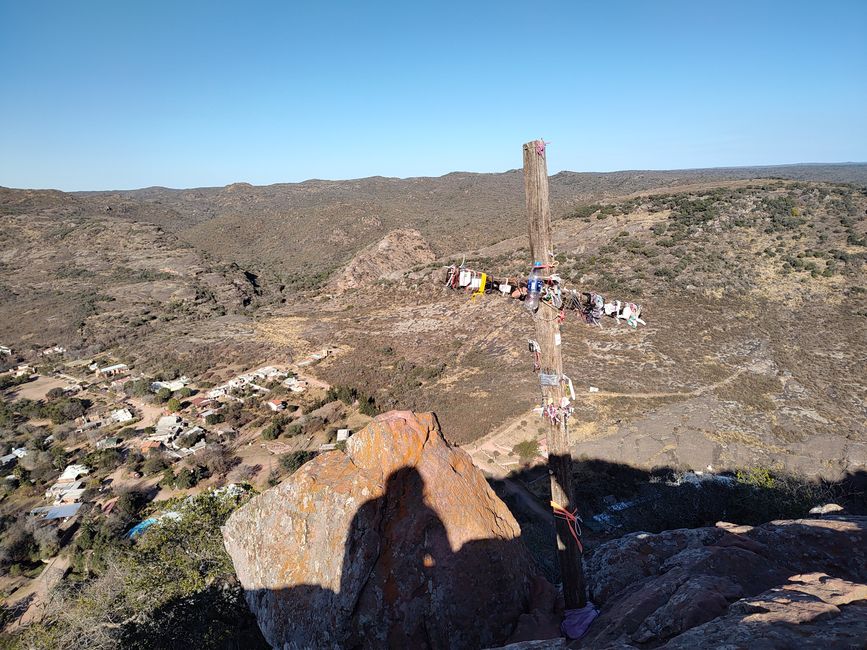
[126,517,158,538]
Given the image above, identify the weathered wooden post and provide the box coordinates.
[523,139,586,608]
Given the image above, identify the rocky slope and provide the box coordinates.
[334,228,435,291]
[221,409,867,649]
[0,187,282,371]
[222,410,540,649]
[580,515,867,648]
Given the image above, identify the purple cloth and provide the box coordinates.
[561,603,598,640]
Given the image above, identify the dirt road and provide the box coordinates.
[5,554,71,630]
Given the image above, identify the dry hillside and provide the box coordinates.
[2,167,866,478]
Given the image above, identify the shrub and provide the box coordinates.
[279,451,317,475]
[261,423,280,440]
[204,413,224,425]
[174,467,200,490]
[512,439,540,464]
[142,454,168,476]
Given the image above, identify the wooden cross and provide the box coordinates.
[523,139,586,609]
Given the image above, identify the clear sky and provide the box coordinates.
[1,1,865,191]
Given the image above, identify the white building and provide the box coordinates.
[266,399,286,412]
[111,408,135,424]
[0,345,11,356]
[97,363,128,377]
[11,448,28,458]
[13,365,34,377]
[46,464,90,503]
[150,377,189,392]
[149,415,183,443]
[336,429,351,442]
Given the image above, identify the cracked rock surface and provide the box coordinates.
[222,410,540,650]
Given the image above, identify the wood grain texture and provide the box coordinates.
[523,140,586,608]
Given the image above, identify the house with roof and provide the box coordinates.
[96,437,122,450]
[0,345,11,356]
[207,386,229,399]
[266,399,286,412]
[0,454,18,469]
[141,440,163,454]
[151,414,183,443]
[97,363,128,377]
[45,464,90,503]
[111,376,132,392]
[150,376,189,393]
[284,376,308,393]
[189,395,211,409]
[111,408,134,424]
[30,503,83,521]
[13,365,34,377]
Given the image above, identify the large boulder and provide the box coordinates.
[580,516,867,648]
[222,410,541,649]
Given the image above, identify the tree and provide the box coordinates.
[261,423,280,440]
[279,451,316,475]
[204,412,224,425]
[0,521,38,570]
[174,468,199,490]
[199,445,236,477]
[114,490,148,525]
[178,431,200,449]
[125,378,151,398]
[177,387,193,398]
[160,468,176,489]
[166,398,182,413]
[95,448,123,471]
[30,523,60,559]
[46,387,65,400]
[155,388,172,404]
[142,454,168,476]
[512,439,540,465]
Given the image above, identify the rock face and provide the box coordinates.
[334,228,435,291]
[222,411,540,649]
[580,516,867,648]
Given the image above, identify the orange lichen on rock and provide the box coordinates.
[222,410,541,650]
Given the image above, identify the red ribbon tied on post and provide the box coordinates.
[535,139,550,157]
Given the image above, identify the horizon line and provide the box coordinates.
[3,160,865,194]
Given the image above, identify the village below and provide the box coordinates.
[0,335,378,640]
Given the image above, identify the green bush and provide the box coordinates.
[204,413,224,425]
[279,451,316,475]
[261,423,281,440]
[512,439,540,464]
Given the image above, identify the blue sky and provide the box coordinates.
[1,1,865,190]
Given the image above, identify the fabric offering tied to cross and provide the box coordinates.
[442,264,646,328]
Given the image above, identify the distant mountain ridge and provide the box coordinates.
[40,163,863,280]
